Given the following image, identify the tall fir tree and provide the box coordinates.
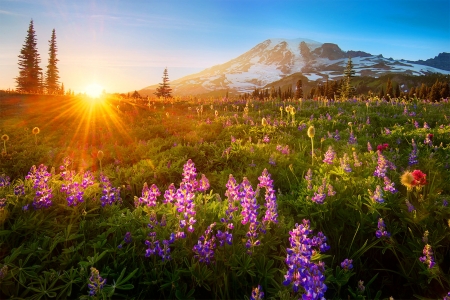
[16,19,42,93]
[386,77,393,98]
[45,29,60,94]
[295,79,303,99]
[154,68,172,99]
[339,57,355,100]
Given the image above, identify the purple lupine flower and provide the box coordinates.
[358,280,365,293]
[340,153,352,172]
[375,218,390,238]
[14,184,25,196]
[136,183,160,207]
[163,183,177,204]
[81,171,95,189]
[0,174,10,188]
[197,174,210,192]
[231,136,236,143]
[193,222,217,264]
[283,220,329,299]
[409,139,419,166]
[0,198,6,209]
[369,185,384,203]
[263,135,270,143]
[62,182,84,206]
[366,117,370,125]
[182,159,198,190]
[419,244,435,268]
[250,285,264,300]
[222,146,232,158]
[240,178,259,225]
[225,174,241,203]
[384,128,391,135]
[334,130,341,141]
[443,291,450,300]
[258,169,278,225]
[414,120,419,128]
[88,267,106,296]
[353,152,362,167]
[311,178,327,204]
[26,164,53,209]
[305,168,313,190]
[348,131,357,145]
[341,258,353,270]
[323,146,336,164]
[99,174,121,207]
[276,144,290,155]
[405,200,415,212]
[298,123,307,131]
[423,122,430,129]
[424,133,433,147]
[268,156,276,165]
[367,142,373,152]
[443,199,448,207]
[373,151,395,178]
[174,181,197,237]
[383,176,397,193]
[124,232,132,243]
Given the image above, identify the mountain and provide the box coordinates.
[139,38,450,96]
[408,53,450,71]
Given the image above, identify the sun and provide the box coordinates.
[84,83,104,98]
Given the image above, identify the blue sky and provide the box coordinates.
[1,0,449,93]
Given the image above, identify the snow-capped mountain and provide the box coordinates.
[140,38,450,96]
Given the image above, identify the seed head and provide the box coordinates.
[97,150,104,161]
[1,134,9,141]
[32,127,40,135]
[307,125,315,138]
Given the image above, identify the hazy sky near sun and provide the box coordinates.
[1,0,449,93]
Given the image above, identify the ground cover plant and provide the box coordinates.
[0,93,450,299]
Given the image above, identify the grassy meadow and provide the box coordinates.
[0,93,449,299]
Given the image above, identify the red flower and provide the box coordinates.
[411,170,427,186]
[427,134,433,140]
[377,143,389,152]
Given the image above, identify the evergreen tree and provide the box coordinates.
[386,77,393,98]
[45,29,60,94]
[154,68,172,99]
[394,83,401,98]
[16,20,42,93]
[339,57,356,100]
[60,82,64,96]
[295,79,303,99]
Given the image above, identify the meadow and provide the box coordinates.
[0,92,449,299]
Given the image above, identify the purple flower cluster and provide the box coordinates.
[26,165,53,209]
[197,174,210,193]
[88,267,106,296]
[145,214,173,261]
[367,142,373,152]
[405,200,415,212]
[340,258,353,270]
[0,174,10,188]
[118,232,132,249]
[373,151,396,178]
[14,184,25,196]
[419,244,435,268]
[383,176,397,193]
[60,169,95,207]
[258,169,278,226]
[353,152,362,167]
[174,182,197,238]
[375,218,390,238]
[99,174,121,207]
[163,183,177,204]
[348,131,357,145]
[340,153,352,172]
[409,139,419,166]
[250,285,264,300]
[0,198,6,209]
[135,183,160,207]
[311,177,335,204]
[276,144,290,155]
[369,185,384,203]
[283,219,329,299]
[263,135,270,143]
[298,123,307,131]
[323,146,335,164]
[193,222,217,264]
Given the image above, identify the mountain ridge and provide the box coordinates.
[139,38,450,96]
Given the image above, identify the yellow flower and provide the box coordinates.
[32,127,40,135]
[307,126,315,138]
[1,134,9,141]
[400,171,414,189]
[261,118,267,127]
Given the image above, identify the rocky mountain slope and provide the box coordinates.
[140,38,450,96]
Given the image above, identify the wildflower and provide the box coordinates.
[262,135,270,143]
[197,174,210,192]
[32,127,40,135]
[367,142,373,152]
[419,244,435,268]
[88,267,106,296]
[250,285,264,300]
[422,230,429,244]
[283,220,329,298]
[323,146,335,164]
[341,258,353,271]
[0,174,10,188]
[383,176,397,193]
[358,280,365,293]
[258,169,278,225]
[99,174,121,207]
[0,134,8,141]
[14,184,25,196]
[369,185,384,203]
[377,143,389,152]
[375,218,390,238]
[26,164,53,209]
[384,128,391,135]
[340,153,352,172]
[424,133,433,146]
[307,125,315,138]
[411,170,427,188]
[348,131,357,145]
[334,130,340,141]
[353,151,362,167]
[400,171,415,190]
[423,122,430,129]
[193,222,217,264]
[0,265,8,280]
[261,117,267,127]
[373,151,395,178]
[268,156,276,165]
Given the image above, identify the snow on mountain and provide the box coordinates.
[140,38,450,96]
